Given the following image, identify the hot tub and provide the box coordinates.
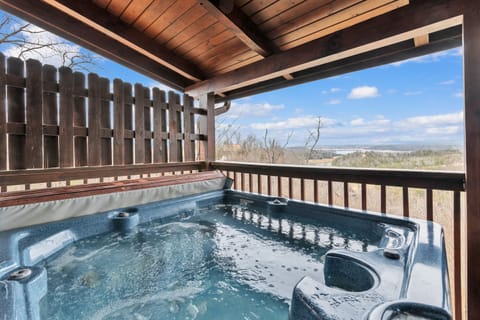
[0,177,451,319]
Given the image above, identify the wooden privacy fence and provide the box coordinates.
[0,55,211,191]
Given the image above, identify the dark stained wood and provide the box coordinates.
[453,190,461,320]
[186,0,463,97]
[278,176,282,197]
[0,0,193,90]
[361,183,367,210]
[314,179,318,203]
[152,88,167,163]
[113,79,125,165]
[198,93,215,161]
[73,72,87,167]
[380,185,386,213]
[143,87,152,163]
[26,59,43,168]
[100,78,112,165]
[183,94,195,161]
[123,82,134,164]
[134,83,145,164]
[42,65,59,168]
[59,67,74,167]
[7,57,25,170]
[402,186,409,217]
[464,2,480,317]
[215,30,462,102]
[168,91,180,162]
[300,178,305,201]
[343,182,348,208]
[211,162,465,192]
[88,73,101,166]
[198,0,278,56]
[0,169,218,206]
[0,54,5,170]
[328,180,332,205]
[257,174,262,194]
[426,188,433,221]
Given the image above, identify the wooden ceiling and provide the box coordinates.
[0,0,464,101]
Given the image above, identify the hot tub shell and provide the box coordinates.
[0,183,451,320]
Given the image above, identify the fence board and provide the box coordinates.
[0,54,5,171]
[183,94,195,161]
[169,91,182,162]
[43,65,59,168]
[7,57,25,170]
[88,73,101,166]
[153,88,167,163]
[73,72,87,167]
[26,59,43,168]
[123,83,134,164]
[134,83,145,164]
[59,67,74,167]
[100,78,112,165]
[143,87,152,163]
[113,79,124,165]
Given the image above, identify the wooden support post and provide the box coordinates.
[198,92,215,164]
[464,2,480,318]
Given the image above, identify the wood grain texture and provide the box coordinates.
[26,59,43,168]
[0,54,5,170]
[59,66,74,167]
[88,73,101,166]
[7,57,25,170]
[464,2,480,318]
[73,72,87,167]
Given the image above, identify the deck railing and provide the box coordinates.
[211,161,465,320]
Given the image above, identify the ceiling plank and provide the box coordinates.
[0,0,193,90]
[185,0,463,97]
[47,0,205,82]
[198,0,278,56]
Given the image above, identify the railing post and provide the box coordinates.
[464,2,480,318]
[198,92,215,166]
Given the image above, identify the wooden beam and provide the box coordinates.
[414,34,430,47]
[186,0,463,97]
[0,0,193,90]
[198,0,278,56]
[47,0,204,82]
[464,1,480,319]
[215,26,462,102]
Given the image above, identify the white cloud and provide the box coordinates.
[326,99,341,105]
[404,91,423,96]
[348,86,380,99]
[425,126,460,135]
[250,116,336,130]
[222,101,285,119]
[439,80,455,85]
[401,112,463,127]
[350,118,365,126]
[455,91,464,98]
[390,48,462,67]
[321,87,342,94]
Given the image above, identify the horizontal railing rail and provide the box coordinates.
[0,161,206,191]
[211,161,464,319]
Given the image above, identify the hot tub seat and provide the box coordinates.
[289,220,451,320]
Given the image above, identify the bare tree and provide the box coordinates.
[0,15,99,71]
[263,129,293,163]
[304,116,322,164]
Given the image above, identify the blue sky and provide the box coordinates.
[0,11,464,148]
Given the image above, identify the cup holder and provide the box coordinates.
[324,253,378,292]
[367,301,452,320]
